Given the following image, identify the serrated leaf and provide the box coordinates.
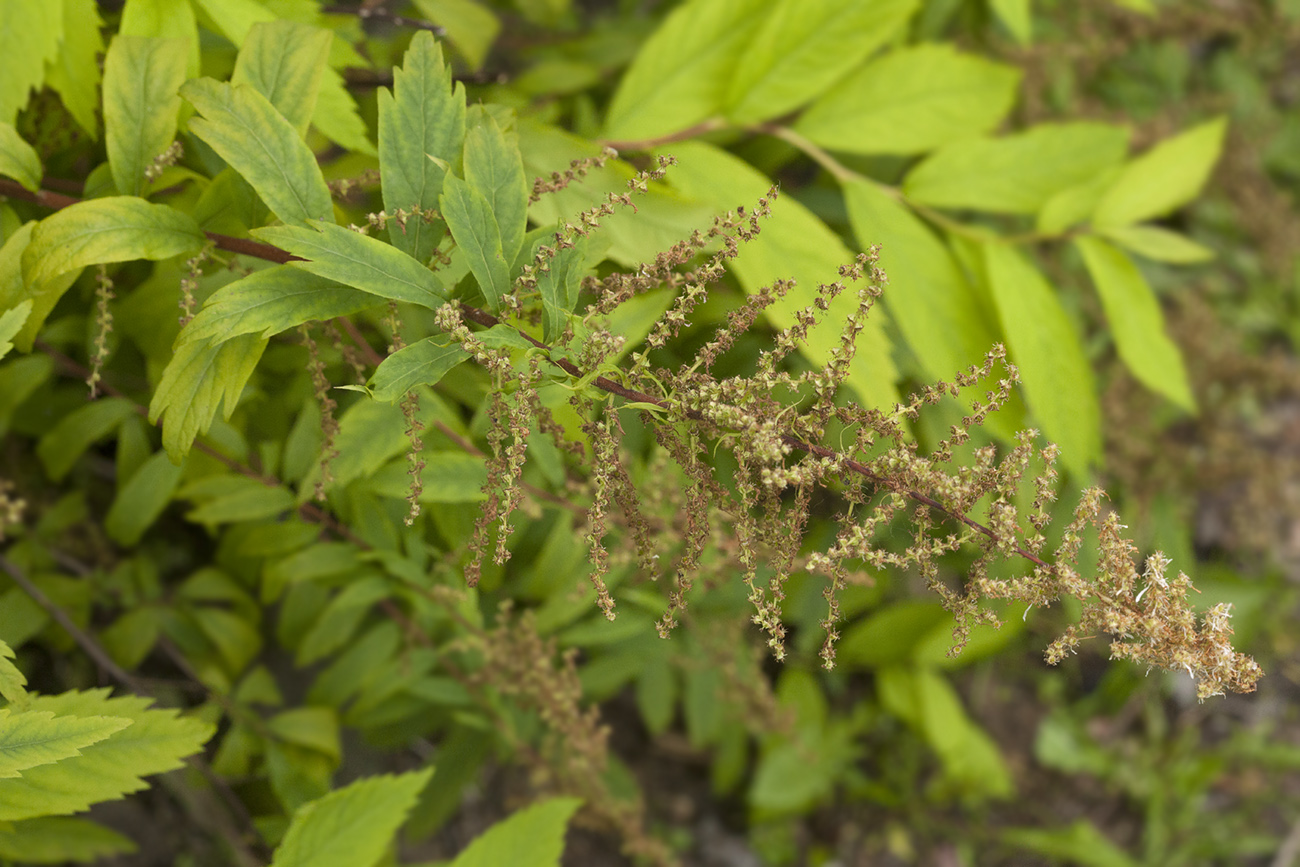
[465,115,527,265]
[0,123,41,192]
[666,141,897,408]
[21,197,204,289]
[379,31,465,264]
[270,769,433,867]
[903,122,1129,214]
[0,2,60,124]
[45,0,107,136]
[440,174,510,311]
[0,816,136,862]
[724,0,919,123]
[0,641,26,705]
[794,44,1021,155]
[369,336,470,402]
[1075,235,1195,411]
[36,397,137,481]
[0,709,131,778]
[252,223,449,309]
[180,78,333,228]
[1092,117,1227,228]
[603,0,767,141]
[231,20,332,136]
[989,0,1033,45]
[103,35,188,197]
[982,242,1099,477]
[0,690,213,821]
[450,797,582,867]
[1097,224,1215,264]
[148,332,268,462]
[180,267,376,346]
[312,66,376,156]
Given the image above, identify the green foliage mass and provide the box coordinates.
[0,0,1292,864]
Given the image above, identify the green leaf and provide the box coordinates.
[180,267,376,346]
[1075,235,1195,411]
[450,797,582,867]
[295,577,390,665]
[1097,224,1215,264]
[0,2,60,124]
[981,242,1099,477]
[45,0,107,136]
[876,667,1011,799]
[843,181,1015,431]
[465,115,528,265]
[312,67,377,156]
[0,709,131,779]
[369,336,470,403]
[1092,117,1227,228]
[231,21,333,136]
[794,44,1021,155]
[0,641,27,705]
[119,0,200,77]
[267,707,340,762]
[104,450,183,546]
[0,301,30,361]
[440,174,511,311]
[378,31,465,264]
[189,0,275,46]
[989,0,1033,45]
[1002,820,1140,867]
[411,0,501,73]
[103,35,188,197]
[21,197,204,289]
[148,333,268,462]
[603,0,767,142]
[36,398,137,481]
[1035,165,1124,234]
[0,123,41,192]
[0,222,79,354]
[666,142,898,409]
[252,223,449,309]
[535,237,590,342]
[181,475,296,525]
[270,768,434,867]
[903,122,1129,214]
[180,79,334,228]
[363,452,488,504]
[0,690,213,821]
[0,817,136,863]
[723,0,919,123]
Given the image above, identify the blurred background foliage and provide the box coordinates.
[4,0,1300,865]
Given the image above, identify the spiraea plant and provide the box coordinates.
[0,2,1267,865]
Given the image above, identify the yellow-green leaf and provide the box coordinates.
[181,79,333,228]
[0,123,41,192]
[1092,117,1227,228]
[103,35,188,197]
[231,20,333,136]
[982,242,1099,477]
[369,336,470,403]
[1075,235,1195,411]
[795,44,1021,155]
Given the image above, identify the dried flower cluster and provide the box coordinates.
[410,155,1262,701]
